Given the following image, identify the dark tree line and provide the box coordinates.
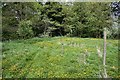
[2,2,119,40]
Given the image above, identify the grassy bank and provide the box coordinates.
[2,37,118,78]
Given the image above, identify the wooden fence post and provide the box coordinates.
[103,28,107,78]
[103,28,106,66]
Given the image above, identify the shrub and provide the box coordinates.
[17,20,34,39]
[107,27,118,39]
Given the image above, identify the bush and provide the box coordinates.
[17,20,34,39]
[107,27,118,39]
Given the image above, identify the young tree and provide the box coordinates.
[17,20,34,39]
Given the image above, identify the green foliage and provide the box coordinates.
[2,2,118,40]
[71,2,111,38]
[17,20,34,39]
[2,37,118,78]
[107,27,119,39]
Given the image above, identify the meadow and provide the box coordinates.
[2,37,118,78]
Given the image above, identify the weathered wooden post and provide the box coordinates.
[103,28,106,66]
[61,37,64,54]
[61,43,64,54]
[103,28,107,78]
[97,46,102,78]
[84,49,88,64]
[97,28,108,78]
[83,53,86,64]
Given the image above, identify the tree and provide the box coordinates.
[2,2,114,40]
[2,2,43,40]
[109,1,120,39]
[41,2,66,37]
[72,2,111,38]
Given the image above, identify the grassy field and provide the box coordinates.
[2,37,118,78]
